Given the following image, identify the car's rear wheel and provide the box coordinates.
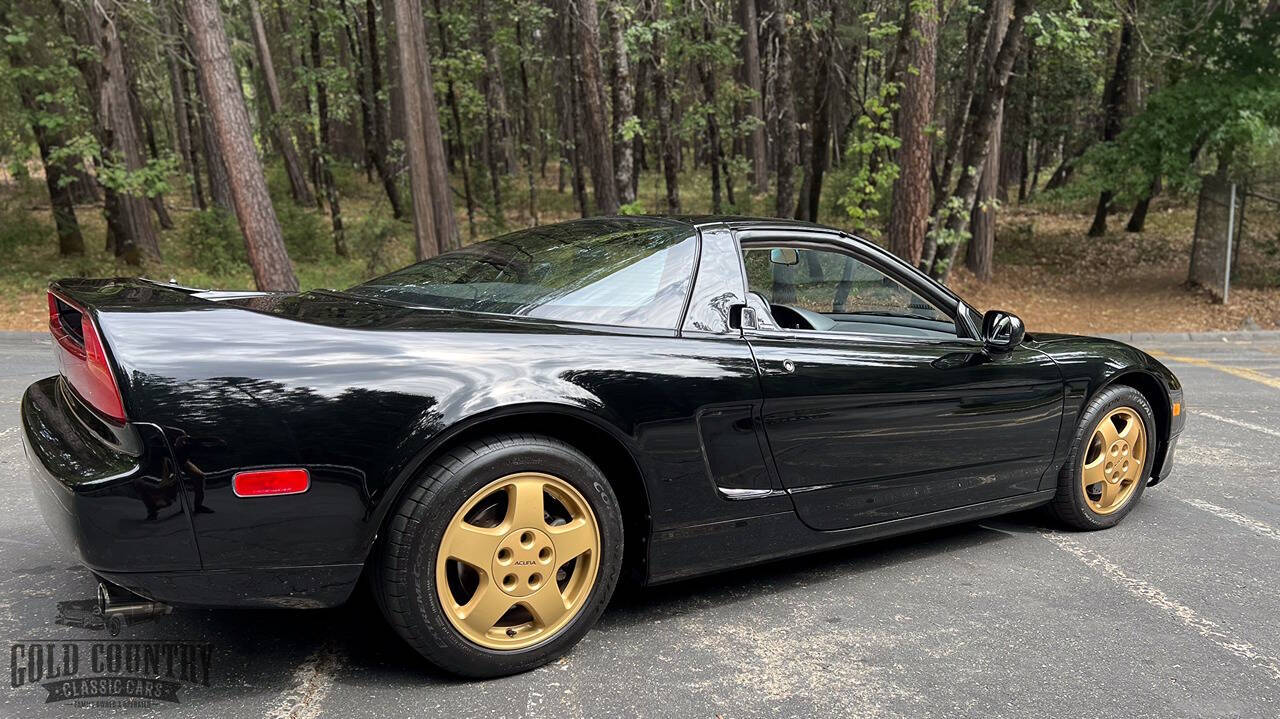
[1051,385,1155,530]
[373,433,623,678]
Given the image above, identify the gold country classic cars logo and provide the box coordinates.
[10,640,213,707]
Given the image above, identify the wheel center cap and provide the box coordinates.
[492,527,555,598]
[1105,440,1132,483]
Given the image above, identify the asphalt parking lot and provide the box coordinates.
[1,330,1278,718]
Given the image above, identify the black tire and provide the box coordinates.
[373,433,624,678]
[1051,384,1156,530]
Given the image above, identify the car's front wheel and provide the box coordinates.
[373,433,623,678]
[1051,384,1156,530]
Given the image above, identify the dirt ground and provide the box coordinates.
[2,195,1276,334]
[948,200,1280,334]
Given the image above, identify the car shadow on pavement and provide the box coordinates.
[94,508,1053,698]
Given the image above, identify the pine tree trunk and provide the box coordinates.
[410,4,459,249]
[187,0,297,291]
[88,1,160,264]
[769,0,797,219]
[392,0,443,259]
[476,0,506,224]
[249,0,314,207]
[1126,177,1158,232]
[609,0,636,206]
[516,18,539,223]
[966,0,1012,282]
[885,0,937,267]
[648,0,680,213]
[430,0,477,237]
[1088,1,1135,237]
[162,8,194,184]
[800,5,835,223]
[930,0,1033,282]
[572,0,619,214]
[309,0,348,256]
[740,0,767,194]
[363,0,404,218]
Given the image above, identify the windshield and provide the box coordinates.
[348,219,698,330]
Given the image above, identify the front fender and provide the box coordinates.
[1030,334,1183,487]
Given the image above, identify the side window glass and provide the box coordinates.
[742,246,954,335]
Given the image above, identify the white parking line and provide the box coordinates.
[1041,531,1280,681]
[1179,498,1280,543]
[1196,410,1280,440]
[265,643,342,719]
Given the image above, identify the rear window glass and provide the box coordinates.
[348,219,698,329]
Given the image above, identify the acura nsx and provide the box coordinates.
[22,216,1183,676]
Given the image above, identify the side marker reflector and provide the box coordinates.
[233,469,310,497]
[1172,402,1182,417]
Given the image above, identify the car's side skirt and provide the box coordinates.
[645,489,1058,585]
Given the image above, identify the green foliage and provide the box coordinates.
[348,209,410,275]
[182,209,246,277]
[836,86,901,233]
[0,197,49,257]
[1091,3,1280,196]
[926,196,970,278]
[277,203,329,262]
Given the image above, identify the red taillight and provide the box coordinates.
[232,469,310,497]
[48,291,127,423]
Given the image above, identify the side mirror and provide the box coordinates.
[981,309,1025,353]
[769,248,799,266]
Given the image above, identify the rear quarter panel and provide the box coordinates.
[96,298,766,574]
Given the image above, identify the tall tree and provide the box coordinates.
[886,0,938,267]
[1087,0,1136,237]
[85,0,160,263]
[476,0,508,224]
[609,0,636,206]
[187,0,299,291]
[966,0,1012,281]
[247,0,314,207]
[1,8,84,256]
[392,0,452,258]
[740,0,767,194]
[309,0,348,256]
[572,0,619,214]
[929,0,1035,282]
[768,0,797,218]
[648,0,679,213]
[363,0,405,218]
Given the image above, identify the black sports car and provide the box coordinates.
[22,216,1184,677]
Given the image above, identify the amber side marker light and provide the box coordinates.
[1172,402,1182,417]
[233,469,310,497]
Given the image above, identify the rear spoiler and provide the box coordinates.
[49,278,279,312]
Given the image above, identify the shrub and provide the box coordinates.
[264,161,293,206]
[349,209,410,275]
[182,208,246,276]
[277,202,329,262]
[0,202,51,256]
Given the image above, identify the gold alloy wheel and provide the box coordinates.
[1081,407,1147,515]
[435,472,600,650]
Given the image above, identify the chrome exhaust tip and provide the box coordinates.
[96,581,172,636]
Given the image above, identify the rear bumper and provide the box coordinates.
[22,376,200,572]
[22,376,359,608]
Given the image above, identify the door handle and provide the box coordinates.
[773,359,796,374]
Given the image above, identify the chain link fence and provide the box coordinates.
[1190,177,1280,302]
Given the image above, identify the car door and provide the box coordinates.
[738,233,1064,532]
